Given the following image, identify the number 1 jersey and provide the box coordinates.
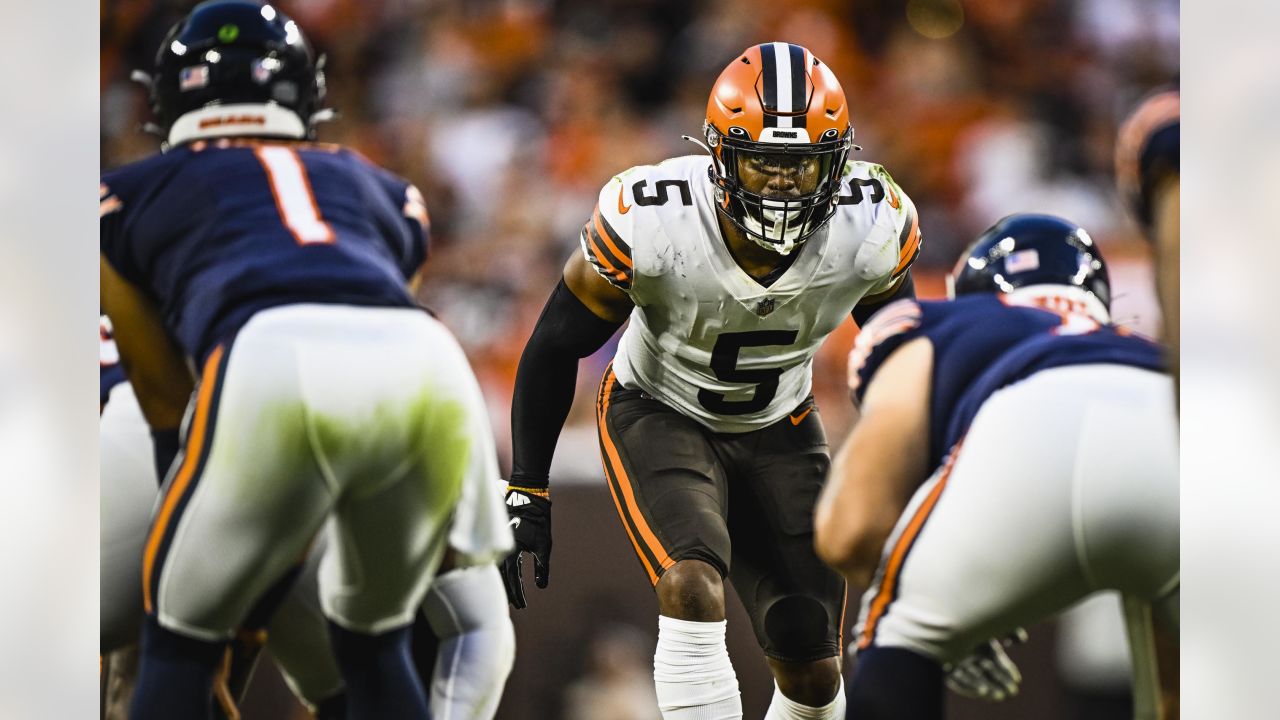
[581,155,921,433]
[100,139,430,363]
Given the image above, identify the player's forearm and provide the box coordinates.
[814,433,897,588]
[509,279,623,486]
[509,350,580,487]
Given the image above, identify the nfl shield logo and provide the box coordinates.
[251,58,274,85]
[755,297,775,316]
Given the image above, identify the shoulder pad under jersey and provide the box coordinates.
[581,156,707,291]
[838,161,922,292]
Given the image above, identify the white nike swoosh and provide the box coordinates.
[509,518,522,529]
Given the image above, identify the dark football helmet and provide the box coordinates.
[948,213,1111,316]
[147,0,326,147]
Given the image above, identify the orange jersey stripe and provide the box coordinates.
[597,367,675,578]
[858,441,961,649]
[142,344,225,613]
[592,206,634,270]
[894,213,921,276]
[583,226,628,285]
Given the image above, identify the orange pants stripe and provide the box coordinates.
[858,441,963,649]
[595,364,675,585]
[141,344,227,614]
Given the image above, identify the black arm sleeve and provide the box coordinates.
[510,279,625,488]
[852,270,917,328]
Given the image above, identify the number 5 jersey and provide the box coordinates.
[582,155,921,432]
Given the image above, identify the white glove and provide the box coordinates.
[945,628,1028,702]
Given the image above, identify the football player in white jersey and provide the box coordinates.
[501,43,921,720]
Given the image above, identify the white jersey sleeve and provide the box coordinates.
[579,174,640,292]
[839,162,922,297]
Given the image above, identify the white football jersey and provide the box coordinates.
[580,155,921,432]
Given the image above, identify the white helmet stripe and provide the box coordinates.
[773,42,793,127]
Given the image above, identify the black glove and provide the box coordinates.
[500,485,552,609]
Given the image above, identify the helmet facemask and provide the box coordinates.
[706,122,851,256]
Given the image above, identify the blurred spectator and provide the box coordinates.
[562,625,662,720]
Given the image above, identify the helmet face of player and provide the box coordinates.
[147,0,326,147]
[948,213,1112,321]
[702,42,855,256]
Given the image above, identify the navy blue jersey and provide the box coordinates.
[848,294,1166,468]
[101,139,430,362]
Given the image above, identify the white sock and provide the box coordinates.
[653,616,742,720]
[420,565,515,720]
[764,678,846,720]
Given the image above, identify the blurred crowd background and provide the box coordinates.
[101,0,1178,718]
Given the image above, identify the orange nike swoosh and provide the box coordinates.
[886,183,901,210]
[617,186,631,214]
[790,407,813,425]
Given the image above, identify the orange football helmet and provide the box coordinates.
[700,42,855,254]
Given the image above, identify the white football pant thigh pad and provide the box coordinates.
[100,383,159,652]
[1072,367,1179,599]
[654,616,742,720]
[420,564,515,720]
[265,530,344,709]
[855,365,1178,664]
[440,367,512,569]
[764,678,846,720]
[153,305,471,639]
[316,308,488,633]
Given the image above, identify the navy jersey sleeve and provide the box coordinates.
[101,151,186,291]
[364,159,431,281]
[846,298,926,405]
